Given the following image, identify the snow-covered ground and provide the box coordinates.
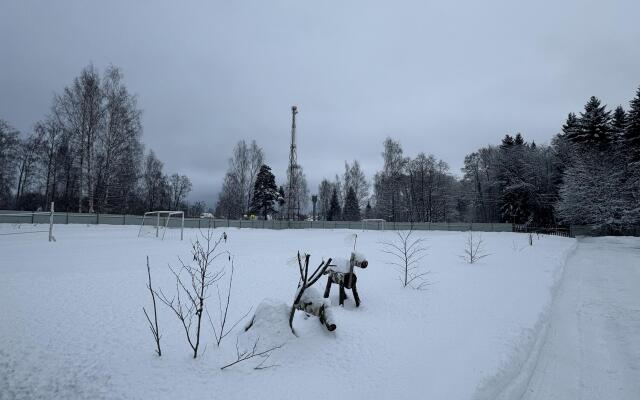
[1,225,577,399]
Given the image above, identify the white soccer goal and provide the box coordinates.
[362,218,386,231]
[138,211,184,240]
[0,202,56,242]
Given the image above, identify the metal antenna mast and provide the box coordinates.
[287,105,298,220]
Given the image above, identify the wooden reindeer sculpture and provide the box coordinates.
[290,252,335,333]
[323,252,368,307]
[244,252,337,335]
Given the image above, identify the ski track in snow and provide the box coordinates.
[0,224,615,400]
[517,237,640,400]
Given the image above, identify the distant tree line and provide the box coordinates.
[3,64,638,231]
[0,64,198,215]
[215,86,640,234]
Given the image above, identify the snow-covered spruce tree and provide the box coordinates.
[625,87,640,164]
[555,149,629,232]
[327,187,342,221]
[343,186,361,221]
[555,94,640,232]
[611,106,627,141]
[569,96,613,147]
[497,133,536,224]
[249,164,278,219]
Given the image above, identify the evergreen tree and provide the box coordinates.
[514,133,525,146]
[561,112,579,138]
[625,87,640,162]
[500,134,515,150]
[497,133,533,224]
[570,96,612,146]
[249,164,278,219]
[327,188,342,221]
[342,186,361,221]
[611,106,627,140]
[364,201,373,219]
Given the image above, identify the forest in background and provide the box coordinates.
[1,64,639,232]
[0,65,199,216]
[215,89,640,234]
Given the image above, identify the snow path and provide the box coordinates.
[521,237,640,400]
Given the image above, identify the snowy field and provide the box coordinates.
[0,224,577,400]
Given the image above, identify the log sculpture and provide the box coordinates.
[323,252,368,307]
[289,252,332,333]
[245,253,338,335]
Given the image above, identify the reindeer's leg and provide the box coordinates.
[339,284,346,306]
[320,305,336,331]
[244,316,255,332]
[352,283,361,307]
[324,277,332,298]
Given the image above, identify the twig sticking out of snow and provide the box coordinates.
[143,256,162,356]
[206,257,253,346]
[220,336,283,370]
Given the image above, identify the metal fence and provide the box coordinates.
[513,224,572,238]
[4,210,638,237]
[0,210,514,232]
[570,225,640,237]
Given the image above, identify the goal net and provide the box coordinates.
[361,218,385,231]
[0,202,56,242]
[138,211,184,240]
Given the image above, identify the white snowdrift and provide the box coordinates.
[0,224,576,400]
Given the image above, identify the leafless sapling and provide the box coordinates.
[381,230,429,289]
[156,230,228,358]
[206,256,252,346]
[220,336,283,370]
[461,230,490,264]
[143,256,162,356]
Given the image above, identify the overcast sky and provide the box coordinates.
[1,0,639,206]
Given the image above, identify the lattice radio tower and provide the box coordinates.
[287,105,298,220]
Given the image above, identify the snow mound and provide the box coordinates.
[242,298,294,348]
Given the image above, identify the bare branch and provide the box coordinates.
[220,337,283,370]
[143,256,161,356]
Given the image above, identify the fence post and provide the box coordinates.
[66,212,69,224]
[97,213,100,225]
[48,202,54,242]
[123,214,126,225]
